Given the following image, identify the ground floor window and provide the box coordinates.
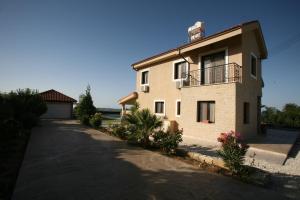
[244,102,250,124]
[154,101,165,115]
[176,100,181,117]
[197,101,215,123]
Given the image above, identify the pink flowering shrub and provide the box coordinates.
[217,131,249,175]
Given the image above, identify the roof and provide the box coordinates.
[132,20,267,69]
[39,89,77,103]
[118,92,138,105]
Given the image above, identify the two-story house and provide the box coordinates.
[118,20,268,145]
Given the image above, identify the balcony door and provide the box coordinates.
[201,51,226,84]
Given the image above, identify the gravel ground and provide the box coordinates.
[245,142,300,176]
[245,156,300,175]
[181,142,300,199]
[182,144,300,176]
[182,135,300,176]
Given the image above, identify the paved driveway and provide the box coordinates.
[13,120,286,200]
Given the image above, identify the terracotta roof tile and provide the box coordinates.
[39,89,77,103]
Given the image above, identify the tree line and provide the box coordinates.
[261,103,300,128]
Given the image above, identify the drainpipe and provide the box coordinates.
[132,47,193,71]
[178,48,194,64]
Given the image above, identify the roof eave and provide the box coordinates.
[132,26,243,70]
[242,21,268,59]
[118,92,138,105]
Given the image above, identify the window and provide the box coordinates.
[174,61,188,80]
[197,101,215,123]
[154,101,165,115]
[243,102,250,124]
[141,71,149,85]
[176,100,181,117]
[250,53,257,77]
[201,51,226,84]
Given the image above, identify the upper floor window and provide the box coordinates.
[174,61,188,80]
[154,100,165,115]
[201,50,226,84]
[250,53,257,78]
[141,70,149,85]
[197,101,215,123]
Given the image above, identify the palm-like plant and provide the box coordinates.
[124,108,162,146]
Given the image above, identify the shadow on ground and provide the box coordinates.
[12,120,299,200]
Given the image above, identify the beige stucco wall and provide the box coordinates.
[180,84,236,145]
[136,57,181,120]
[134,29,263,144]
[235,29,263,139]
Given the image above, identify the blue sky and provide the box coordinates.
[0,0,299,109]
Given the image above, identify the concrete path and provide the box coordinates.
[247,129,299,165]
[13,120,287,200]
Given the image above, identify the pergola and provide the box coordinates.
[118,92,138,116]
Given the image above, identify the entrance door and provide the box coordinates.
[201,51,226,84]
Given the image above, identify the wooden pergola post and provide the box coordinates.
[121,104,126,116]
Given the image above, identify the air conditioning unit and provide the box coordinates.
[141,85,149,92]
[176,81,183,89]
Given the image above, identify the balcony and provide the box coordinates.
[181,63,242,87]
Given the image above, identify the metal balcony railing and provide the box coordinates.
[181,63,242,87]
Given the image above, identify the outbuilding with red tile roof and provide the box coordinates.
[39,89,77,119]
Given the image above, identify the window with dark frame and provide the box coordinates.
[176,101,181,116]
[197,101,215,123]
[155,101,164,114]
[141,71,149,85]
[201,51,225,84]
[244,102,250,124]
[251,54,257,77]
[174,61,187,80]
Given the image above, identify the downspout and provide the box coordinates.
[178,48,191,64]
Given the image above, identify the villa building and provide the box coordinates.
[119,20,268,145]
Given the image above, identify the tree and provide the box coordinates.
[75,85,96,124]
[280,103,300,127]
[261,103,300,128]
[261,106,280,124]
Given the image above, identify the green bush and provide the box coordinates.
[123,108,162,146]
[20,112,39,129]
[0,88,47,137]
[80,115,90,126]
[217,131,249,176]
[8,89,47,121]
[110,124,127,139]
[153,129,183,154]
[0,119,21,138]
[90,113,102,128]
